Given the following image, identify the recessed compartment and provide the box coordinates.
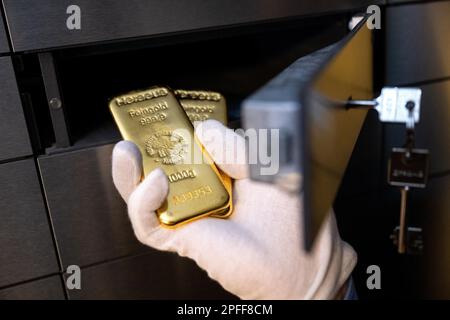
[17,15,350,152]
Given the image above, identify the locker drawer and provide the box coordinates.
[3,0,380,52]
[413,174,450,299]
[0,275,65,300]
[385,1,450,85]
[0,14,9,53]
[45,15,348,150]
[38,144,149,268]
[0,159,59,288]
[0,57,32,161]
[67,251,235,299]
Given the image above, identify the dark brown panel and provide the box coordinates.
[406,174,450,299]
[0,275,65,300]
[385,1,450,85]
[38,144,149,268]
[0,159,59,288]
[3,0,383,52]
[67,251,236,299]
[0,13,9,53]
[0,57,32,161]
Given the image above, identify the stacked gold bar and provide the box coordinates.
[109,86,233,227]
[175,89,233,219]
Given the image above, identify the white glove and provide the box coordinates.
[112,120,357,299]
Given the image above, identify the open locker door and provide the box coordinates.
[243,16,374,250]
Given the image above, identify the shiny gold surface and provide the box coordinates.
[175,89,227,123]
[176,89,233,218]
[110,86,230,226]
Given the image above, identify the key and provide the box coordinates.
[398,186,408,254]
[390,226,423,255]
[375,87,422,124]
[346,87,422,123]
[388,148,429,253]
[371,87,428,254]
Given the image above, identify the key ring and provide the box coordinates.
[404,100,416,159]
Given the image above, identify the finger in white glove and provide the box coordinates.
[194,119,248,180]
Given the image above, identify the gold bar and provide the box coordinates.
[175,89,233,218]
[109,86,230,227]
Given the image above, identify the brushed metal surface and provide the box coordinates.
[414,174,450,299]
[385,1,450,85]
[0,13,9,53]
[383,80,450,174]
[0,57,32,161]
[3,0,383,52]
[0,159,59,288]
[386,0,421,3]
[38,144,149,268]
[0,275,65,300]
[67,251,236,299]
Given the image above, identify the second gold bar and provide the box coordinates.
[175,89,233,218]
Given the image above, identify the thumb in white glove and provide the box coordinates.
[112,120,357,299]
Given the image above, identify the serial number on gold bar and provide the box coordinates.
[109,86,230,227]
[173,185,213,205]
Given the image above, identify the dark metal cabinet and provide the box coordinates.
[385,1,450,85]
[413,174,450,299]
[386,0,424,3]
[38,144,149,268]
[0,159,59,288]
[0,14,9,53]
[415,80,450,173]
[0,276,65,300]
[0,57,32,161]
[3,0,382,52]
[67,251,235,299]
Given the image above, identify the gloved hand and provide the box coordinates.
[112,120,356,299]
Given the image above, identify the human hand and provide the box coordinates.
[112,120,356,299]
